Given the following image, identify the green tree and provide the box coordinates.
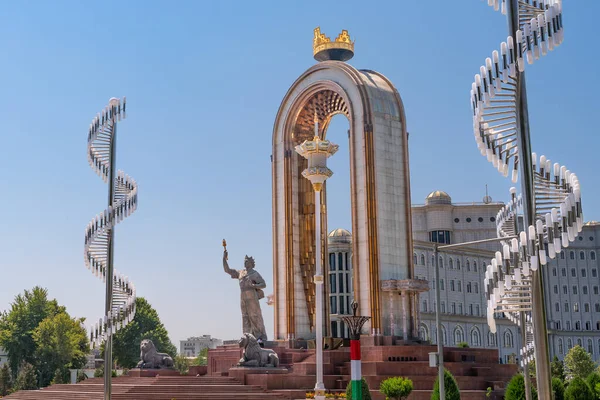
[431,369,461,400]
[379,377,413,400]
[585,373,600,399]
[13,362,38,391]
[565,377,595,400]
[553,377,565,400]
[565,345,597,381]
[194,347,208,366]
[552,356,566,381]
[174,354,189,375]
[346,377,372,400]
[457,342,469,348]
[110,297,177,369]
[0,287,64,376]
[504,374,538,400]
[0,364,12,395]
[33,312,89,387]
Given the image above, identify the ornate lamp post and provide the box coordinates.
[85,98,138,400]
[340,302,370,400]
[295,112,338,400]
[471,2,582,398]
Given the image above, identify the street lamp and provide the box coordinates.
[85,97,138,400]
[295,111,338,400]
[340,302,370,400]
[470,2,583,398]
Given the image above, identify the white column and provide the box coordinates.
[389,291,395,336]
[402,291,409,340]
[314,189,325,399]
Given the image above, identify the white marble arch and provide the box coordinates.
[272,60,414,340]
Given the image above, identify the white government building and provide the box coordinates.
[328,190,600,363]
[179,335,223,357]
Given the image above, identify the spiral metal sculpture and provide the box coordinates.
[471,0,583,369]
[84,97,137,350]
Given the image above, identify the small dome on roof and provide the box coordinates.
[425,190,452,205]
[328,228,352,244]
[584,221,600,226]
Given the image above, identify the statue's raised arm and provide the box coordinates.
[223,250,239,279]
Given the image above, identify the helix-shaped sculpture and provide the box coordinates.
[84,97,137,348]
[472,0,583,367]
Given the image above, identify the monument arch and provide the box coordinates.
[272,29,424,341]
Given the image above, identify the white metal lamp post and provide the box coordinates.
[295,112,338,400]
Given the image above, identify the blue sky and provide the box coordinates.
[0,1,597,346]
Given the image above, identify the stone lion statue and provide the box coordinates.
[237,333,279,368]
[136,339,174,369]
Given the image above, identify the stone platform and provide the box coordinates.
[208,339,518,399]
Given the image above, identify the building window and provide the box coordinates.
[458,303,463,314]
[554,285,559,294]
[345,252,349,271]
[339,296,345,314]
[473,261,478,272]
[583,286,588,295]
[561,251,565,260]
[504,330,514,348]
[595,303,600,312]
[450,280,455,291]
[467,283,472,293]
[488,332,497,347]
[593,269,598,278]
[574,303,580,313]
[555,303,560,312]
[429,230,451,244]
[570,251,575,260]
[422,301,428,312]
[330,274,337,294]
[449,258,454,269]
[589,339,594,354]
[339,273,344,293]
[556,321,561,329]
[476,305,480,316]
[564,302,569,312]
[595,286,599,295]
[329,253,335,271]
[469,304,473,315]
[330,296,337,314]
[331,321,338,338]
[562,268,567,277]
[457,259,461,270]
[419,324,429,341]
[451,303,456,314]
[567,321,571,330]
[563,286,568,295]
[553,268,557,277]
[474,283,479,294]
[338,253,343,271]
[439,257,444,268]
[441,302,446,313]
[582,269,587,278]
[571,268,576,277]
[558,339,564,354]
[458,281,462,292]
[454,326,464,344]
[568,339,573,349]
[575,321,581,330]
[440,279,445,290]
[420,254,425,265]
[414,253,418,265]
[585,303,590,313]
[577,338,582,347]
[580,251,586,260]
[466,260,471,271]
[586,321,591,331]
[471,327,481,347]
[592,251,596,261]
[573,286,578,295]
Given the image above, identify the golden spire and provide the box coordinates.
[313,27,355,62]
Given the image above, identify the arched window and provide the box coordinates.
[422,300,428,312]
[413,253,418,265]
[454,326,464,344]
[457,259,461,270]
[580,251,586,260]
[431,255,435,266]
[439,257,444,268]
[441,325,447,345]
[577,338,582,347]
[561,251,565,260]
[570,251,575,260]
[470,327,481,347]
[504,330,514,348]
[567,338,573,350]
[473,261,478,272]
[558,339,563,354]
[555,303,560,312]
[466,260,471,271]
[449,258,454,269]
[419,324,429,341]
[592,251,596,261]
[488,332,496,347]
[588,339,594,354]
[420,254,425,265]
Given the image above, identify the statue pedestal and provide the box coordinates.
[129,368,185,377]
[229,367,289,387]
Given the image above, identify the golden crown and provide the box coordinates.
[313,27,354,61]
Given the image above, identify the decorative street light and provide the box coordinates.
[471,2,583,398]
[340,302,370,400]
[295,111,338,400]
[85,97,138,400]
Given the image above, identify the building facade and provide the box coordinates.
[327,191,600,363]
[179,335,222,357]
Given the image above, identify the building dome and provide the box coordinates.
[584,221,600,226]
[425,190,452,205]
[328,228,352,244]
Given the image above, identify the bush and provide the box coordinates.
[174,354,189,375]
[76,370,88,383]
[52,367,69,384]
[13,362,38,391]
[553,377,565,400]
[457,342,469,348]
[565,346,596,381]
[585,373,600,398]
[504,374,538,400]
[380,377,412,399]
[431,369,460,400]
[346,377,372,400]
[565,377,595,400]
[0,364,12,395]
[122,368,130,376]
[93,366,117,378]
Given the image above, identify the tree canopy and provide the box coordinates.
[431,369,461,400]
[0,287,64,376]
[505,373,538,400]
[564,377,595,400]
[564,345,597,382]
[111,297,177,369]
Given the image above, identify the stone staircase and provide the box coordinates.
[5,376,288,400]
